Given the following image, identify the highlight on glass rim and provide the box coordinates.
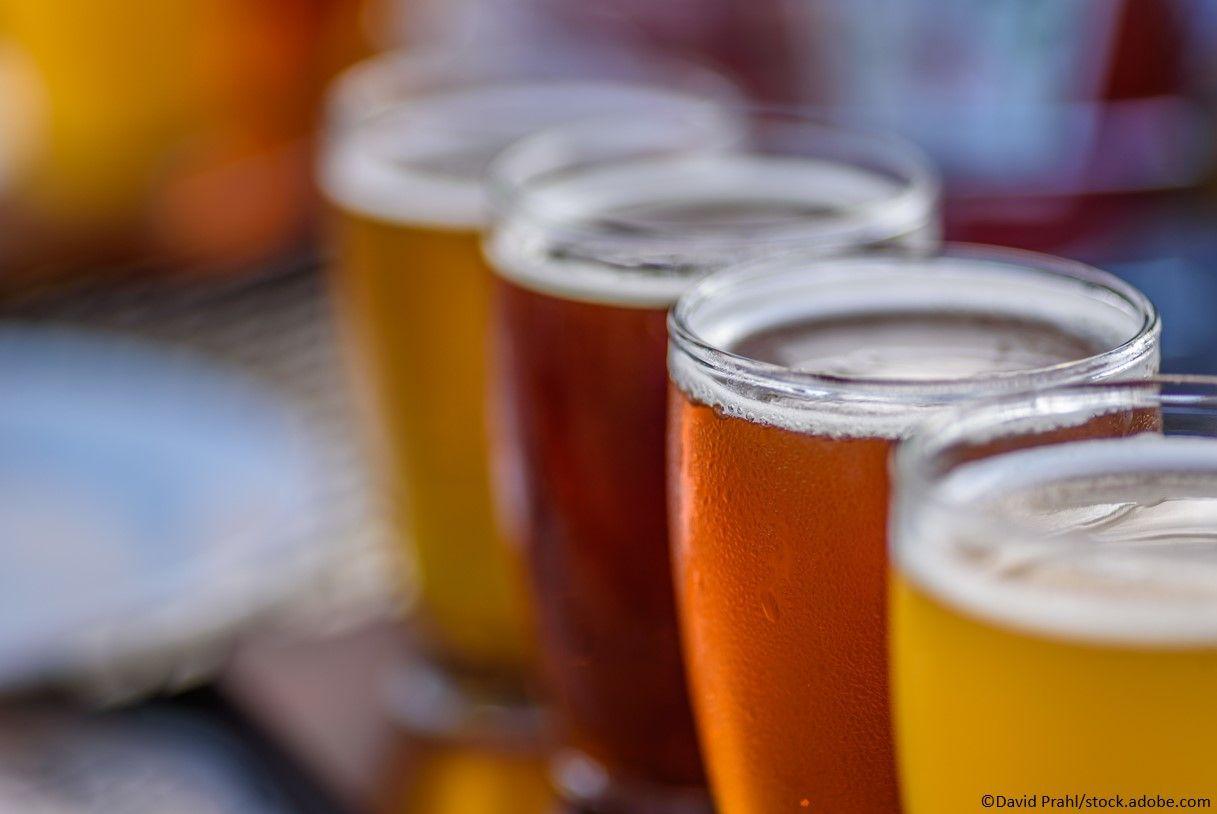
[0,2,1215,812]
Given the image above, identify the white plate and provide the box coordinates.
[0,327,329,692]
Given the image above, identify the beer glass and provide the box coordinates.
[486,109,940,810]
[892,377,1217,810]
[667,247,1160,813]
[319,50,727,721]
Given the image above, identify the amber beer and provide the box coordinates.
[320,53,724,684]
[891,380,1217,811]
[487,111,939,807]
[667,249,1160,814]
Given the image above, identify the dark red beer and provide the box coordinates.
[492,279,698,786]
[484,107,940,810]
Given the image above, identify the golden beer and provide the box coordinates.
[892,384,1217,810]
[329,208,522,670]
[320,57,728,678]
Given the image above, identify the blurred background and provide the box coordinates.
[0,1,1215,812]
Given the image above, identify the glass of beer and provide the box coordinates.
[486,109,940,810]
[892,377,1217,810]
[667,246,1160,813]
[319,50,728,726]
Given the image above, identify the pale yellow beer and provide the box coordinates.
[892,383,1217,811]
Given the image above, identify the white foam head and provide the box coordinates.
[668,249,1159,439]
[486,111,940,307]
[899,435,1217,647]
[319,82,726,230]
[488,153,937,307]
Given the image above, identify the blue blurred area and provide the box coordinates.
[1088,204,1217,374]
[1113,254,1217,374]
[0,327,327,691]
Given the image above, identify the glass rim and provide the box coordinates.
[324,80,729,185]
[895,375,1217,512]
[667,242,1160,406]
[324,46,739,133]
[485,103,942,253]
[319,48,737,228]
[891,376,1217,642]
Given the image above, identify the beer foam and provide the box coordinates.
[320,83,725,229]
[900,435,1217,647]
[320,126,486,229]
[669,257,1155,439]
[488,154,935,308]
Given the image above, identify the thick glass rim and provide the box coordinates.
[321,81,727,196]
[319,48,737,228]
[890,376,1217,642]
[324,46,739,133]
[668,243,1160,407]
[486,104,941,254]
[895,375,1217,515]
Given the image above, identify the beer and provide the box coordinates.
[321,59,729,684]
[324,121,523,672]
[891,382,1217,810]
[487,112,939,806]
[493,283,687,784]
[667,250,1160,813]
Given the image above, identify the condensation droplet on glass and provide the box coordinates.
[760,591,780,623]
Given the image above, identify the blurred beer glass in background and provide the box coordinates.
[0,0,368,281]
[892,378,1217,810]
[667,247,1160,813]
[485,108,938,811]
[382,734,553,814]
[318,48,730,731]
